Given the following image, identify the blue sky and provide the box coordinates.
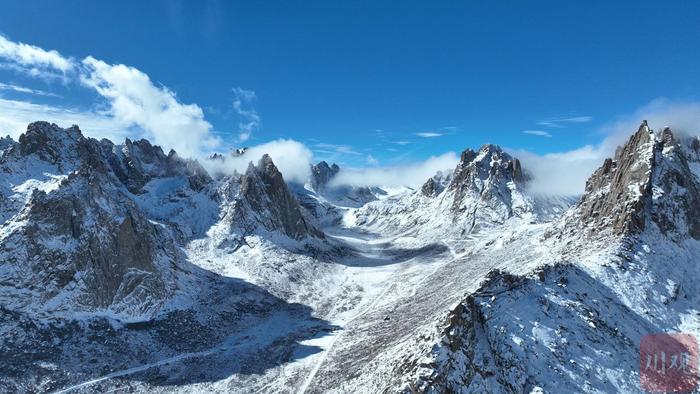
[1,1,700,179]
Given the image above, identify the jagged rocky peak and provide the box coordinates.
[209,152,225,161]
[232,147,248,157]
[15,121,83,166]
[19,186,174,315]
[577,120,700,239]
[0,125,182,318]
[311,160,341,190]
[0,134,16,154]
[450,144,525,189]
[446,143,528,216]
[239,154,323,240]
[209,148,248,161]
[103,136,212,193]
[123,137,169,164]
[420,170,452,197]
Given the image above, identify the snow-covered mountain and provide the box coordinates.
[1,120,698,394]
[380,121,700,393]
[0,122,336,392]
[0,122,327,319]
[352,143,572,246]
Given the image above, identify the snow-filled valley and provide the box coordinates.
[2,121,700,393]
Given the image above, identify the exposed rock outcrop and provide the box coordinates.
[420,170,452,197]
[99,137,212,194]
[448,144,527,214]
[0,135,16,156]
[1,122,179,318]
[237,154,323,240]
[577,120,700,240]
[17,122,82,168]
[310,160,340,191]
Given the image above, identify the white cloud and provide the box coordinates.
[0,82,61,97]
[0,98,130,142]
[537,116,593,128]
[80,56,221,158]
[393,140,411,145]
[522,130,552,138]
[329,152,459,188]
[602,98,700,141]
[366,154,379,166]
[205,139,313,184]
[0,35,74,78]
[232,87,260,143]
[415,132,443,138]
[314,142,360,155]
[515,99,700,196]
[510,145,603,196]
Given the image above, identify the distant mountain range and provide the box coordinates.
[1,120,698,393]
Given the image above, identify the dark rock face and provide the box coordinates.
[17,122,81,168]
[577,121,654,235]
[577,121,700,240]
[0,135,15,156]
[1,123,178,316]
[420,171,452,197]
[420,177,437,197]
[22,184,170,312]
[447,144,526,215]
[651,129,700,240]
[239,154,323,240]
[310,161,340,191]
[100,138,212,194]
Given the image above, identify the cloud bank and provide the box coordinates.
[0,98,129,142]
[515,99,700,196]
[205,139,313,184]
[329,152,459,188]
[0,82,61,97]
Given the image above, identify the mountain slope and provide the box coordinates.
[387,122,700,393]
[0,122,183,319]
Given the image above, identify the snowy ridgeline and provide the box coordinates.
[0,120,699,393]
